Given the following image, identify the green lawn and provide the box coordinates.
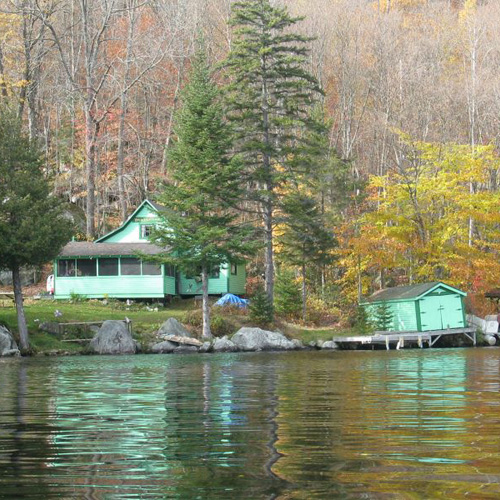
[0,297,190,334]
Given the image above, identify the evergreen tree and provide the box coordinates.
[351,305,373,335]
[224,0,322,307]
[249,285,274,325]
[0,107,73,352]
[274,269,301,319]
[150,50,255,339]
[375,302,394,331]
[278,192,335,321]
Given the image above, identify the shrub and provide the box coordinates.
[249,286,274,325]
[374,302,393,331]
[184,309,233,337]
[69,292,87,303]
[274,270,301,319]
[304,295,340,326]
[350,305,374,335]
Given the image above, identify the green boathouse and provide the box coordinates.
[53,200,246,299]
[361,282,467,332]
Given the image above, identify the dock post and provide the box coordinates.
[385,336,390,350]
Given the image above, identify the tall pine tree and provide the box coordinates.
[224,0,322,307]
[0,106,73,352]
[278,192,335,321]
[150,50,255,339]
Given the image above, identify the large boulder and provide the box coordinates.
[212,336,238,352]
[89,320,137,355]
[158,318,192,338]
[0,325,20,356]
[150,340,177,354]
[199,341,211,353]
[231,327,297,351]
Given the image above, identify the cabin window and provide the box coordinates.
[142,261,161,275]
[210,266,220,279]
[77,259,97,277]
[57,259,76,277]
[99,258,118,276]
[121,258,141,275]
[141,225,153,239]
[231,263,237,276]
[165,264,175,277]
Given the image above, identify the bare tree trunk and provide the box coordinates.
[0,46,8,97]
[263,199,274,304]
[84,104,97,238]
[302,262,307,322]
[117,0,137,222]
[201,265,212,340]
[12,266,29,352]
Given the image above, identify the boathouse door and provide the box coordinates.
[419,294,465,331]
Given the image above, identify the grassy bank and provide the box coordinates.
[0,297,350,354]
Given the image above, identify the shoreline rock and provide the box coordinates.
[158,318,192,338]
[231,327,298,351]
[0,325,20,357]
[212,336,238,352]
[89,320,138,355]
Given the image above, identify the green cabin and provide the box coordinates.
[361,282,467,332]
[53,200,246,300]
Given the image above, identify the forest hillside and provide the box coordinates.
[1,0,499,321]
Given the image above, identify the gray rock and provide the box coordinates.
[212,336,238,352]
[89,320,137,355]
[199,341,211,353]
[150,340,177,353]
[231,327,297,351]
[321,341,339,350]
[0,325,20,356]
[308,340,319,349]
[173,345,199,354]
[291,339,304,349]
[158,318,192,338]
[2,348,21,357]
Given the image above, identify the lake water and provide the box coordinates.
[1,349,500,499]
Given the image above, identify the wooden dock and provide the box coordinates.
[332,327,477,350]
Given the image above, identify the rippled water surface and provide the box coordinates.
[2,349,500,498]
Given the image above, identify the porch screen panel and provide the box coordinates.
[99,258,119,276]
[57,259,75,277]
[77,259,97,277]
[121,258,141,275]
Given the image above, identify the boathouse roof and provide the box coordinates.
[363,282,465,303]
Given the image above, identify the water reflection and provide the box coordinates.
[1,349,500,498]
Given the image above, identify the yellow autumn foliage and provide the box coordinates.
[341,135,500,305]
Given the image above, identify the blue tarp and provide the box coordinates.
[214,293,249,308]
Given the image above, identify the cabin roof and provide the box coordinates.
[58,241,165,258]
[95,199,164,243]
[363,282,465,303]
